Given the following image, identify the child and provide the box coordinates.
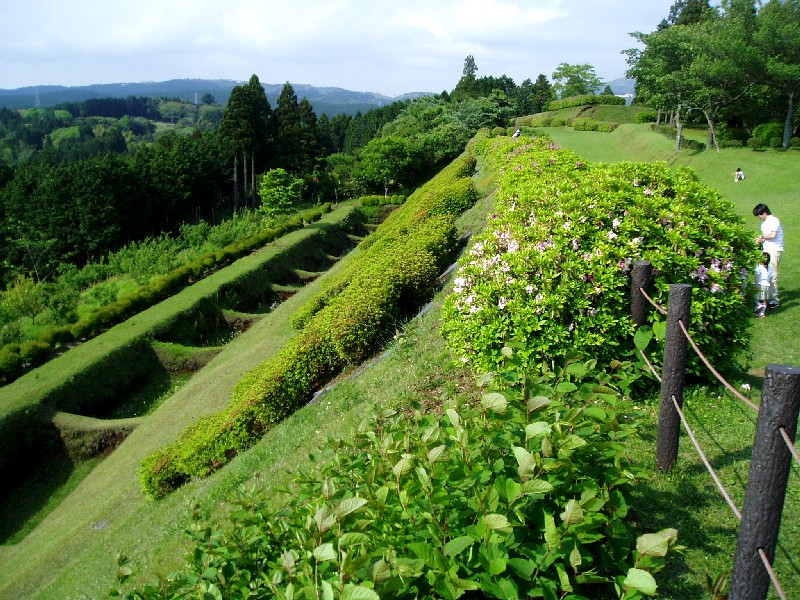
[754,252,773,317]
[733,167,745,182]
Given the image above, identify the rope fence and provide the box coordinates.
[631,260,800,600]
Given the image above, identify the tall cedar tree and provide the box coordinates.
[219,74,273,210]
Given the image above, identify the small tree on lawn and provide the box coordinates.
[257,168,302,217]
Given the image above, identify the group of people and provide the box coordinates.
[753,203,784,318]
[728,168,785,318]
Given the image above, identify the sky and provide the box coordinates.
[0,0,677,97]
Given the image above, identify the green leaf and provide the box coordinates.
[336,497,368,518]
[507,557,535,579]
[368,559,392,583]
[427,444,447,464]
[339,532,370,548]
[560,499,584,525]
[482,392,508,414]
[489,557,507,576]
[446,408,461,428]
[444,535,475,557]
[482,513,513,532]
[513,446,536,478]
[526,421,551,439]
[559,435,588,453]
[342,584,381,600]
[521,479,554,495]
[556,563,572,592]
[624,568,658,596]
[315,505,336,533]
[569,545,582,571]
[528,395,551,412]
[565,362,588,377]
[321,580,334,600]
[393,454,414,479]
[636,528,678,557]
[544,511,559,546]
[653,320,667,341]
[634,327,653,350]
[504,478,521,503]
[313,543,337,562]
[556,381,578,394]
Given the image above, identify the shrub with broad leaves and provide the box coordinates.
[441,135,758,379]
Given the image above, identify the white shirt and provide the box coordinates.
[761,214,783,251]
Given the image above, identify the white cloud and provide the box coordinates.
[0,0,675,94]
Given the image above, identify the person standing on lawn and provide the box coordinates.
[753,203,784,308]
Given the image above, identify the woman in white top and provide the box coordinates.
[753,203,784,308]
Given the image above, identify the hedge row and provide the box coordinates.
[358,194,407,206]
[0,207,355,484]
[545,94,626,111]
[140,151,479,498]
[570,118,619,132]
[0,205,332,386]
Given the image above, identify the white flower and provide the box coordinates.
[606,231,618,241]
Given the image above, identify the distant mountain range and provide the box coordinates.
[0,77,637,115]
[0,79,432,116]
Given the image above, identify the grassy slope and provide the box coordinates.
[0,206,363,598]
[1,124,798,599]
[543,123,800,599]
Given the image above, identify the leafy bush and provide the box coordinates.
[635,111,658,124]
[441,135,758,380]
[546,95,626,111]
[121,358,678,599]
[792,137,800,149]
[530,116,553,127]
[141,154,478,497]
[0,351,23,383]
[746,137,766,150]
[17,341,52,367]
[752,122,783,145]
[720,140,744,148]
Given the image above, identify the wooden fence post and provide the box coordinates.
[729,364,800,600]
[655,284,692,472]
[631,260,652,327]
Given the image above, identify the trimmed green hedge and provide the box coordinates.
[0,206,332,385]
[0,207,354,485]
[546,94,626,111]
[571,118,620,132]
[140,152,479,498]
[358,194,407,206]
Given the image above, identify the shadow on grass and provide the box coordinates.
[0,440,76,545]
[629,475,732,599]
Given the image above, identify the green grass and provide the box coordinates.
[0,123,798,599]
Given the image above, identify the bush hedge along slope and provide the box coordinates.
[441,134,758,378]
[141,152,479,498]
[0,206,348,485]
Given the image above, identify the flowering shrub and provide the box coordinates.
[441,135,758,379]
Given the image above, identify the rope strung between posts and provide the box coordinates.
[779,427,800,470]
[638,286,668,316]
[758,548,789,600]
[677,319,760,412]
[638,348,661,383]
[670,394,742,521]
